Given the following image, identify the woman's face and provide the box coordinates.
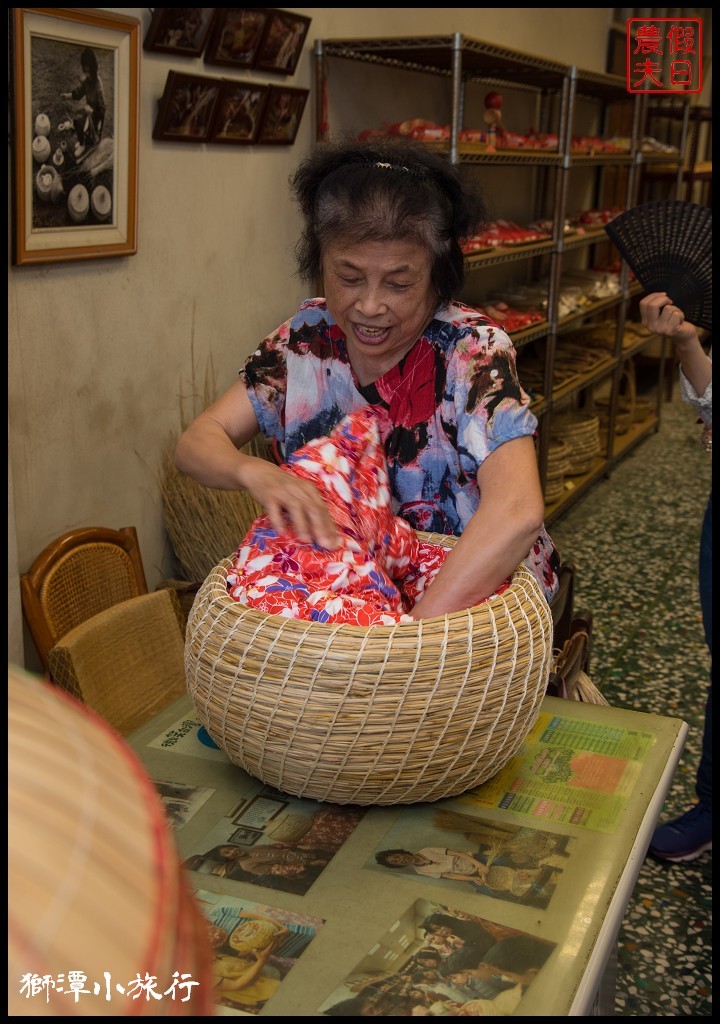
[217,845,242,859]
[322,238,436,384]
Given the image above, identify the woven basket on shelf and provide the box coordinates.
[544,438,572,504]
[595,360,636,437]
[632,395,654,423]
[184,533,554,806]
[552,412,601,475]
[544,475,565,505]
[597,401,633,436]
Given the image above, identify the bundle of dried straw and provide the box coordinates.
[159,436,268,583]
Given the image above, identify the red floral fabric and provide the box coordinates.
[227,408,451,625]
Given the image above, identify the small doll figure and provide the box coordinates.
[483,90,503,151]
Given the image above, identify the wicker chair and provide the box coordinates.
[20,526,148,676]
[47,588,187,736]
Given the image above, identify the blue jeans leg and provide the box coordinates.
[695,492,712,806]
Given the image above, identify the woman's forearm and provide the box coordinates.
[174,415,260,490]
[411,437,544,618]
[675,334,712,399]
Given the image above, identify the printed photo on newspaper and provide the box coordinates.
[194,888,324,1015]
[318,896,556,1016]
[366,805,574,909]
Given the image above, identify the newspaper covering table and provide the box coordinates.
[129,694,686,1017]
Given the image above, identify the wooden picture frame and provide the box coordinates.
[10,7,140,266]
[233,794,288,828]
[152,71,222,144]
[209,80,270,144]
[143,8,216,58]
[229,826,264,846]
[204,8,269,70]
[254,9,311,76]
[257,85,309,145]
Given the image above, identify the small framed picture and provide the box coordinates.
[9,7,140,266]
[143,8,216,58]
[229,826,263,846]
[204,8,269,69]
[257,86,309,145]
[254,10,311,76]
[209,81,270,145]
[152,71,221,144]
[233,794,288,828]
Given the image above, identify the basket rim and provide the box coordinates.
[193,536,546,638]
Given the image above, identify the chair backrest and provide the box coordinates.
[47,588,187,736]
[20,526,148,675]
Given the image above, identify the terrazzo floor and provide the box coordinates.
[548,386,712,1016]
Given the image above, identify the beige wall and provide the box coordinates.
[8,8,615,670]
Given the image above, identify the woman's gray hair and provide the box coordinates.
[290,138,490,306]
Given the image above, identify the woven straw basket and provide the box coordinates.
[552,412,601,476]
[8,664,214,1016]
[185,533,554,806]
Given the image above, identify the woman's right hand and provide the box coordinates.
[247,458,339,549]
[639,292,711,400]
[174,380,338,548]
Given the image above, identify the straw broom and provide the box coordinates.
[159,356,272,583]
[159,438,269,583]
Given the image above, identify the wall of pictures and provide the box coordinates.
[145,8,311,146]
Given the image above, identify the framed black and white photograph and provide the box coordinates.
[204,8,269,69]
[209,80,270,144]
[143,8,216,58]
[152,71,222,143]
[228,826,264,846]
[10,7,140,266]
[257,85,309,145]
[254,9,311,76]
[233,794,288,828]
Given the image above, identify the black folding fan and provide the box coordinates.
[604,200,712,331]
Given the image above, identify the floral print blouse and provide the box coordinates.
[240,297,559,602]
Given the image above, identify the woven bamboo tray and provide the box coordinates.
[185,534,554,806]
[552,413,601,475]
[8,664,214,1016]
[595,360,636,437]
[632,396,654,423]
[544,439,572,504]
[544,474,566,505]
[596,399,634,434]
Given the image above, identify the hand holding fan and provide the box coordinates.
[604,200,712,331]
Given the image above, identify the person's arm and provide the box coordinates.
[639,292,712,399]
[215,949,271,992]
[441,871,488,882]
[410,436,544,618]
[446,849,489,871]
[174,379,338,547]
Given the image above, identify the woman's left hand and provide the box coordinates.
[639,292,698,345]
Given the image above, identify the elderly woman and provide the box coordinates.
[175,138,559,615]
